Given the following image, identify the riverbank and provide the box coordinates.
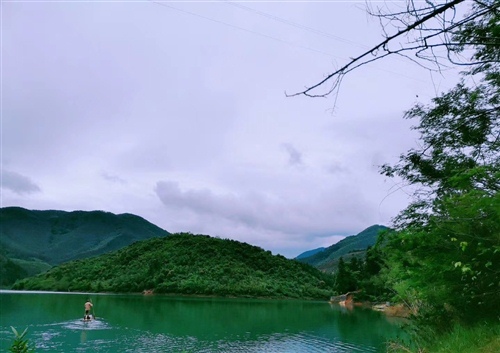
[372,303,411,318]
[329,293,411,318]
[389,322,500,353]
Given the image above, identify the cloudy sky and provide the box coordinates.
[2,0,459,257]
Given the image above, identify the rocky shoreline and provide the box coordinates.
[329,292,411,318]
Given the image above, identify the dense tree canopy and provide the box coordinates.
[374,0,499,333]
[13,233,335,300]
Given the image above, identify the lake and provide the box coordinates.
[0,290,405,352]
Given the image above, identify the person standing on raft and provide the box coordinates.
[84,299,93,320]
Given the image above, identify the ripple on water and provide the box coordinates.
[26,320,114,353]
[117,331,197,353]
[62,319,112,331]
[214,332,379,353]
[11,321,383,353]
[110,330,380,353]
[32,329,64,352]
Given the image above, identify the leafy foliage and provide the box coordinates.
[332,246,391,300]
[334,257,357,294]
[13,233,335,300]
[9,327,34,353]
[377,0,499,333]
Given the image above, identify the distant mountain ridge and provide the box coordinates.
[295,247,326,259]
[296,225,388,273]
[0,207,170,285]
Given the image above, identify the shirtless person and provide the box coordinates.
[84,299,93,320]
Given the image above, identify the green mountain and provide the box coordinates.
[295,247,326,259]
[13,233,335,300]
[296,225,389,273]
[0,207,170,285]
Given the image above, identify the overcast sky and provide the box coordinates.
[1,0,459,257]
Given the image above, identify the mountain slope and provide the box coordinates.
[0,207,170,264]
[13,233,335,300]
[296,225,388,273]
[0,252,28,287]
[295,247,325,259]
[0,207,170,285]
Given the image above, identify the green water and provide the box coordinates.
[0,291,405,352]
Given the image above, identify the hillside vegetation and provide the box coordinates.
[296,225,388,273]
[0,253,28,287]
[0,207,170,285]
[13,233,335,300]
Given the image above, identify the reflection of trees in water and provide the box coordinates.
[100,295,402,346]
[328,303,405,346]
[0,292,92,325]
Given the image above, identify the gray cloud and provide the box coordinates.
[101,172,127,185]
[1,170,41,195]
[154,178,386,257]
[155,179,375,236]
[325,162,346,174]
[282,143,303,166]
[155,181,282,231]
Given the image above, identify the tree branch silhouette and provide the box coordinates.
[288,0,499,99]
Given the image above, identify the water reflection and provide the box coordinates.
[0,291,405,352]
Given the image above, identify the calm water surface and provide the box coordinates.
[0,291,405,352]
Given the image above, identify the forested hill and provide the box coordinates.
[296,225,389,273]
[0,207,170,285]
[13,233,335,300]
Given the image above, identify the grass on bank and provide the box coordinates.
[389,322,500,353]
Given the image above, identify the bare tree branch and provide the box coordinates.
[288,0,499,100]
